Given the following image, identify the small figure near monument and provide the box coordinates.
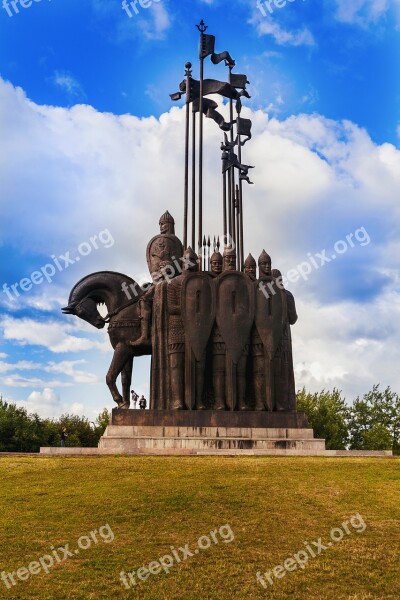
[60,427,68,448]
[131,390,138,409]
[139,395,147,410]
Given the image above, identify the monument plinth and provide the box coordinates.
[97,409,325,455]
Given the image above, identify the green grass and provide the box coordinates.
[0,457,399,599]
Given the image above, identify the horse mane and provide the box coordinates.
[68,271,141,304]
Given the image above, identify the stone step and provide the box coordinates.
[102,425,316,439]
[98,437,326,451]
[38,447,393,457]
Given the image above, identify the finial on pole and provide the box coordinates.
[196,20,208,33]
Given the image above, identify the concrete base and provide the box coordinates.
[98,424,325,452]
[38,447,393,457]
[37,411,393,457]
[90,409,323,454]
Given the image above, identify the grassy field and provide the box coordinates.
[0,456,399,600]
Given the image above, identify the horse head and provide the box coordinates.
[62,296,106,329]
[62,271,143,330]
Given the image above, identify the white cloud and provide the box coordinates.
[249,6,315,47]
[334,0,389,26]
[44,360,99,384]
[0,316,109,354]
[52,71,85,99]
[94,0,172,42]
[25,388,61,418]
[1,77,400,402]
[2,375,71,389]
[7,387,97,419]
[0,360,41,374]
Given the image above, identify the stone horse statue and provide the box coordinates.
[62,271,151,408]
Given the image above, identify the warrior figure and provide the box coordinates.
[210,250,223,277]
[272,268,298,411]
[211,246,249,410]
[166,247,206,410]
[131,212,183,348]
[244,253,257,280]
[252,250,273,410]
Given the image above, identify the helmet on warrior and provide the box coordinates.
[258,249,271,278]
[244,253,256,278]
[159,210,175,235]
[210,251,223,275]
[183,247,199,272]
[223,245,237,271]
[258,249,271,265]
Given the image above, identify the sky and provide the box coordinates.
[0,0,399,420]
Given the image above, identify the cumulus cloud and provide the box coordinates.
[0,357,98,385]
[25,388,61,418]
[1,77,400,402]
[52,71,85,99]
[333,0,391,26]
[92,0,172,42]
[248,1,315,47]
[0,316,110,353]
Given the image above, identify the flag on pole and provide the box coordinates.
[221,134,254,175]
[170,77,250,102]
[193,98,232,131]
[230,74,250,90]
[236,117,252,145]
[200,34,235,66]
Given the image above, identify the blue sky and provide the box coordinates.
[1,0,400,419]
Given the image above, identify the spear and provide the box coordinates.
[235,184,241,269]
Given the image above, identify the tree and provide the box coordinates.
[94,408,111,438]
[296,388,349,450]
[0,401,111,452]
[58,414,99,448]
[361,424,393,451]
[348,385,400,454]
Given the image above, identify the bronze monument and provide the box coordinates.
[62,22,301,419]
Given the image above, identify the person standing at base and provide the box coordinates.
[60,427,68,447]
[131,390,138,409]
[139,395,147,410]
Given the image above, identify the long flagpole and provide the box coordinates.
[228,64,236,255]
[236,100,245,270]
[183,62,192,250]
[191,107,196,249]
[197,20,208,270]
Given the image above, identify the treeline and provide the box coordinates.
[1,384,398,453]
[297,384,400,454]
[0,401,110,453]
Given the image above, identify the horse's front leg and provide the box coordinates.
[106,343,132,408]
[121,357,133,405]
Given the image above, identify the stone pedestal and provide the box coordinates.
[97,409,326,455]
